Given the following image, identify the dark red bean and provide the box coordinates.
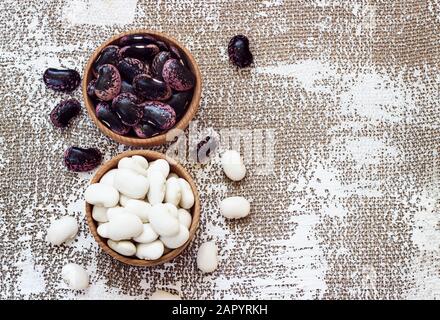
[133,74,171,101]
[120,44,159,61]
[86,79,97,99]
[112,93,143,126]
[50,99,81,128]
[133,123,161,138]
[162,59,195,91]
[96,102,130,135]
[140,101,176,130]
[94,64,121,101]
[64,147,102,172]
[228,35,253,68]
[119,34,157,46]
[167,91,193,118]
[43,68,80,92]
[151,51,171,80]
[93,45,120,75]
[117,57,148,83]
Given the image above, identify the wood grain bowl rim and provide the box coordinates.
[85,150,200,267]
[82,30,202,147]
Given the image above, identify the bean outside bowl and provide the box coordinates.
[82,30,202,146]
[85,150,200,267]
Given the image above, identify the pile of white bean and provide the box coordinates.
[84,155,194,260]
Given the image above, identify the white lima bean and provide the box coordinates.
[164,203,178,218]
[177,209,192,229]
[114,169,149,199]
[99,169,118,186]
[106,206,125,220]
[147,170,166,205]
[150,290,181,300]
[107,240,136,256]
[118,157,148,176]
[97,211,143,240]
[147,159,170,178]
[92,206,108,223]
[148,203,180,236]
[178,178,194,209]
[220,196,250,219]
[119,194,132,207]
[61,263,89,290]
[164,177,181,206]
[85,183,119,207]
[133,223,159,243]
[221,150,246,181]
[136,240,164,260]
[132,155,149,169]
[160,224,189,249]
[197,241,218,273]
[46,216,78,245]
[124,199,151,222]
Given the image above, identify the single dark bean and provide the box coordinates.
[119,34,157,46]
[64,146,102,172]
[50,99,81,128]
[117,57,148,83]
[112,93,143,126]
[43,68,81,92]
[133,122,161,138]
[133,74,171,101]
[120,44,159,61]
[96,101,130,135]
[167,90,193,118]
[140,101,176,130]
[151,51,171,80]
[86,79,97,99]
[162,59,195,91]
[228,35,253,68]
[120,80,136,95]
[94,64,121,101]
[93,45,120,75]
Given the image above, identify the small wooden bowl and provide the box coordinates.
[82,30,202,146]
[85,150,200,267]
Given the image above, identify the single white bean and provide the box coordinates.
[221,150,246,181]
[85,183,119,207]
[114,169,149,199]
[124,199,151,222]
[164,203,178,218]
[177,208,192,229]
[107,239,136,256]
[165,177,181,206]
[220,196,250,219]
[132,155,149,169]
[197,241,218,273]
[46,216,78,245]
[99,169,118,186]
[136,240,164,260]
[119,194,132,207]
[178,178,194,209]
[118,157,148,176]
[148,204,180,236]
[133,223,159,243]
[147,170,166,205]
[106,206,125,220]
[99,212,143,241]
[160,224,189,249]
[147,159,170,178]
[92,206,108,223]
[61,263,89,290]
[150,290,181,300]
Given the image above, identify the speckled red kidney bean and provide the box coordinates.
[133,74,171,101]
[86,79,97,99]
[133,122,161,138]
[117,57,148,83]
[111,93,143,126]
[167,90,193,118]
[140,101,176,130]
[120,44,159,61]
[162,59,195,91]
[43,68,81,92]
[151,51,171,80]
[228,35,253,68]
[94,64,121,101]
[92,45,121,75]
[95,101,130,135]
[64,146,102,172]
[50,99,81,128]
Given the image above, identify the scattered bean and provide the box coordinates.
[220,196,250,219]
[197,241,218,273]
[46,216,78,245]
[61,263,89,290]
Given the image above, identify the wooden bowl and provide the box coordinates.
[85,150,200,267]
[82,30,202,146]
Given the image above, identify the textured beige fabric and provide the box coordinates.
[0,0,439,299]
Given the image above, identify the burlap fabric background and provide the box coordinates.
[0,0,439,299]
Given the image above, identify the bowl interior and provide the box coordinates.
[82,30,201,147]
[85,150,200,267]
